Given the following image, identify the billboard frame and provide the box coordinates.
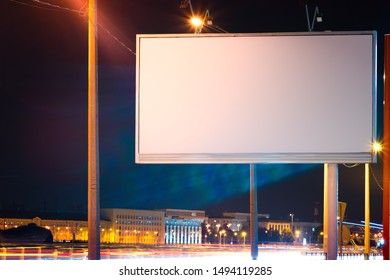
[135,31,377,164]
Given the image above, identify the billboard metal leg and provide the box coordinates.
[364,164,370,260]
[324,163,338,260]
[250,164,258,260]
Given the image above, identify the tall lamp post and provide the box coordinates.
[242,232,247,245]
[182,0,257,258]
[289,213,294,231]
[383,34,390,260]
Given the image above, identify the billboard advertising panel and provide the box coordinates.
[136,32,377,163]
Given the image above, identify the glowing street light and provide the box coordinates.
[373,141,383,153]
[242,232,247,245]
[219,230,226,245]
[181,0,213,34]
[190,17,203,28]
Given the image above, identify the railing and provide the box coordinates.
[304,251,383,260]
[304,245,383,260]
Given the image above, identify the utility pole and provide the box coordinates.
[383,34,390,260]
[88,0,100,260]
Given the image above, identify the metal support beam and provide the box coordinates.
[324,163,338,260]
[364,163,370,260]
[88,0,100,260]
[250,164,258,260]
[323,164,328,255]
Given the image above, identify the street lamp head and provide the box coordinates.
[373,141,383,153]
[190,17,203,28]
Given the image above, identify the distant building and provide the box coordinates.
[258,219,290,234]
[100,208,165,244]
[258,218,321,244]
[162,209,205,245]
[0,214,109,242]
[0,209,321,245]
[0,208,205,245]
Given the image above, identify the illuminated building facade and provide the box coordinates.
[1,208,204,245]
[258,219,321,244]
[258,220,291,234]
[100,208,165,244]
[1,210,320,245]
[0,216,110,242]
[163,209,205,245]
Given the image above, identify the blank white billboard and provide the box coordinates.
[136,32,377,163]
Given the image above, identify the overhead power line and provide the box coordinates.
[8,0,136,55]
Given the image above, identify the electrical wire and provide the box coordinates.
[370,164,383,191]
[77,1,88,18]
[342,163,383,191]
[31,0,81,13]
[9,0,67,12]
[203,24,229,33]
[8,0,136,55]
[98,23,136,55]
[343,163,360,168]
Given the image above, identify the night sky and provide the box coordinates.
[1,0,389,223]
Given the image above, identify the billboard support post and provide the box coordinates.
[323,164,328,257]
[364,163,370,260]
[250,164,258,260]
[324,163,338,260]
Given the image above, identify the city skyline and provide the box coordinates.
[1,0,389,227]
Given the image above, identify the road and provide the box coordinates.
[0,243,383,260]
